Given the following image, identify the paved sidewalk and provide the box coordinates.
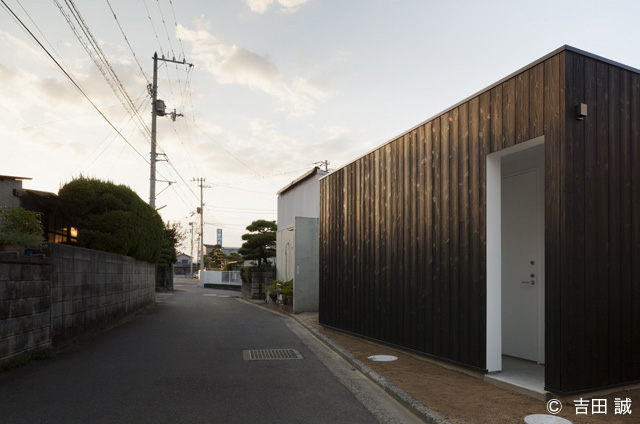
[273,309,639,424]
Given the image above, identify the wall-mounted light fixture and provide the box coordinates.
[576,103,588,120]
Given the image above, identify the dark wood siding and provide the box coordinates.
[558,51,640,393]
[319,47,640,393]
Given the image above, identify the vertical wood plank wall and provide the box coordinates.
[559,51,640,393]
[319,48,640,393]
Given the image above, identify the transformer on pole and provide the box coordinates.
[149,52,194,209]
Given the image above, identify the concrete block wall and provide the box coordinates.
[49,244,156,346]
[0,252,51,365]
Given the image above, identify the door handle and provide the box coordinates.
[521,280,535,286]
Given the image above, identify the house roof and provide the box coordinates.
[321,45,640,179]
[0,175,32,181]
[277,166,328,196]
[21,189,59,211]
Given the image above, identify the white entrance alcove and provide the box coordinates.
[486,136,545,373]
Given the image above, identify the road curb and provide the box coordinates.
[289,314,451,424]
[238,297,450,423]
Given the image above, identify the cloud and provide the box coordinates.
[246,0,310,14]
[177,24,283,99]
[193,117,360,186]
[246,0,273,14]
[178,21,330,116]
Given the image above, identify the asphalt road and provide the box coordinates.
[0,277,423,424]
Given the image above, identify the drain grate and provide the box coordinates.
[243,349,303,361]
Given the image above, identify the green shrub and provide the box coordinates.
[57,177,163,263]
[279,279,294,297]
[0,206,46,249]
[265,281,279,296]
[240,266,252,283]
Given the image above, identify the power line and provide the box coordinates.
[76,93,151,176]
[155,0,176,60]
[57,1,197,210]
[168,0,188,104]
[15,98,135,130]
[56,0,152,142]
[193,121,267,181]
[105,0,150,84]
[0,0,150,165]
[143,0,164,57]
[169,0,186,60]
[4,0,198,216]
[209,182,274,196]
[15,0,73,73]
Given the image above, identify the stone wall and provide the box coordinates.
[0,244,156,366]
[49,244,155,346]
[0,252,51,365]
[241,268,275,300]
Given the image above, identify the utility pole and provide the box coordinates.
[314,160,330,172]
[193,178,208,273]
[149,52,194,208]
[189,222,194,277]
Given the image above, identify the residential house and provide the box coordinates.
[0,175,75,244]
[0,175,29,207]
[174,253,193,276]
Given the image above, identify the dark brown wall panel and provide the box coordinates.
[320,52,564,369]
[544,52,563,392]
[631,73,640,381]
[319,48,640,393]
[557,51,640,393]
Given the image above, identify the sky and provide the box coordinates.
[1,0,640,254]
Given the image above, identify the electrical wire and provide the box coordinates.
[155,0,175,60]
[0,0,150,165]
[5,0,200,217]
[15,0,73,73]
[77,93,151,176]
[143,0,164,58]
[15,100,127,131]
[169,0,185,61]
[57,0,152,141]
[64,1,198,210]
[105,0,150,84]
[193,121,267,180]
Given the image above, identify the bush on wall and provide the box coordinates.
[57,177,164,263]
[0,205,46,249]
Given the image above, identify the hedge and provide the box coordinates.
[57,177,164,263]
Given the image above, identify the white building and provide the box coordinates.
[276,166,327,313]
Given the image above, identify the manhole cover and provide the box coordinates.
[368,355,398,362]
[243,349,303,361]
[524,415,572,424]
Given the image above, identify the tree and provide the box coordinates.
[238,219,276,269]
[162,221,186,265]
[206,244,226,269]
[0,206,46,249]
[57,177,164,263]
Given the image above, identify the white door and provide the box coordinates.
[501,170,539,362]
